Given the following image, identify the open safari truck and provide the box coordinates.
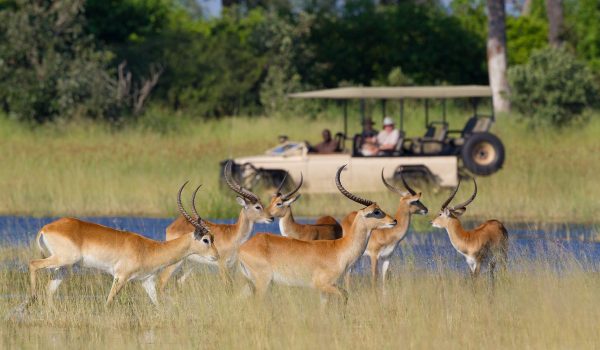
[222,86,505,193]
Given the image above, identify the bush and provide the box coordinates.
[506,15,548,65]
[508,47,598,127]
[0,0,120,123]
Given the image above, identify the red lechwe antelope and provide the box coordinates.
[28,183,218,306]
[158,161,273,291]
[343,169,428,288]
[267,173,342,240]
[237,165,397,305]
[431,177,508,277]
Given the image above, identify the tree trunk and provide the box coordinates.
[545,0,564,47]
[486,0,510,112]
[522,0,533,16]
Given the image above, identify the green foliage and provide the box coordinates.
[450,0,487,40]
[304,0,487,87]
[259,12,312,116]
[565,0,600,71]
[508,47,598,127]
[160,9,269,115]
[506,16,548,65]
[0,0,120,123]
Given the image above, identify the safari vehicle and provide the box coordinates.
[222,86,505,193]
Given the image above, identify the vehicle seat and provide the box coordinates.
[334,132,345,152]
[452,116,493,146]
[392,130,406,155]
[462,116,492,137]
[411,123,448,155]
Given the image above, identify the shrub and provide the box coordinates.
[508,47,598,127]
[0,0,120,123]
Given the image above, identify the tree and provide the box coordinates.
[545,0,564,47]
[0,0,119,122]
[486,0,510,112]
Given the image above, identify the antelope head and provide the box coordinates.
[431,177,477,229]
[224,161,274,224]
[177,182,219,261]
[336,165,397,231]
[381,168,428,215]
[267,173,303,218]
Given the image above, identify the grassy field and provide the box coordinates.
[1,245,599,349]
[1,105,599,223]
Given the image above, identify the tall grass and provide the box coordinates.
[1,105,599,222]
[1,245,599,349]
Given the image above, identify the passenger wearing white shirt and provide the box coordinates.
[376,117,399,154]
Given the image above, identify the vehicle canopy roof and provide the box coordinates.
[288,85,492,100]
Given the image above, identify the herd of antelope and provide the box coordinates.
[26,161,508,308]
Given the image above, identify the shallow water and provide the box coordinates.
[1,216,599,273]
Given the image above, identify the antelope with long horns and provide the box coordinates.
[28,183,218,306]
[267,173,342,240]
[343,169,428,288]
[431,178,508,278]
[237,165,396,305]
[158,161,273,291]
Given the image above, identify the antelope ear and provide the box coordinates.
[450,207,466,217]
[236,196,248,208]
[283,194,301,206]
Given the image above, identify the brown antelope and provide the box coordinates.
[267,173,342,240]
[158,161,273,291]
[431,178,508,277]
[237,165,397,305]
[343,169,428,288]
[28,183,218,306]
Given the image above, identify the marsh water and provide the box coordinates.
[1,216,599,273]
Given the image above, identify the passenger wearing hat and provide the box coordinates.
[360,117,379,156]
[376,117,400,154]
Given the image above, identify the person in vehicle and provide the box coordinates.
[376,117,400,154]
[307,129,338,154]
[360,118,379,156]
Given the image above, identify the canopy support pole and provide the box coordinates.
[442,99,447,123]
[343,101,348,137]
[360,99,365,124]
[425,99,429,128]
[399,99,404,132]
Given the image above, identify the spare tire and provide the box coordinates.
[461,132,505,175]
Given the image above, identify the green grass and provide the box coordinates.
[1,245,599,349]
[1,105,599,223]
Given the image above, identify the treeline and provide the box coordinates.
[0,0,598,123]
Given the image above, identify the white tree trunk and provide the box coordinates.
[487,0,510,112]
[546,0,564,47]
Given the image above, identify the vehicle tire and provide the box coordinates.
[461,132,505,175]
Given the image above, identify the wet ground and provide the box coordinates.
[1,216,599,273]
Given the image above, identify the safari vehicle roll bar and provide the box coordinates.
[289,86,494,151]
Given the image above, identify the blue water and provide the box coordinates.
[1,216,599,273]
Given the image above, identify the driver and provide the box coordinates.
[307,129,338,154]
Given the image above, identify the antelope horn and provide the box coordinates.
[275,173,288,196]
[381,168,407,195]
[191,185,203,222]
[441,179,461,210]
[399,168,417,195]
[335,165,373,206]
[224,161,259,203]
[177,181,205,231]
[282,173,303,200]
[452,177,478,210]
